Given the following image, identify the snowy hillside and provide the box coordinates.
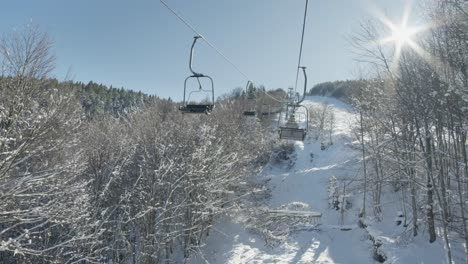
[189,96,460,264]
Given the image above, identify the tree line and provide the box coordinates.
[308,79,366,102]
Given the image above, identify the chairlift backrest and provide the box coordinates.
[278,104,309,141]
[285,114,299,129]
[279,127,306,141]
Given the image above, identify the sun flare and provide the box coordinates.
[379,20,421,49]
[390,25,414,47]
[370,0,433,71]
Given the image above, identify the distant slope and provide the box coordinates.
[189,96,371,263]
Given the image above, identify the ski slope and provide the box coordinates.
[189,96,456,264]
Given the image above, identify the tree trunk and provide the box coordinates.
[452,129,468,255]
[417,120,437,243]
[360,110,368,219]
[411,166,418,237]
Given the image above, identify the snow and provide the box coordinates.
[190,215,372,263]
[189,96,461,264]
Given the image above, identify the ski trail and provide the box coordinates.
[189,96,374,264]
[189,96,458,264]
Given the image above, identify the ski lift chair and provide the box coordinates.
[244,110,256,116]
[243,81,257,116]
[179,36,215,115]
[278,104,309,141]
[278,66,309,141]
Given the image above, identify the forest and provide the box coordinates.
[0,0,467,263]
[0,24,289,263]
[349,1,468,262]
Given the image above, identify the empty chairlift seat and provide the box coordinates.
[243,110,257,116]
[279,114,306,141]
[279,127,306,141]
[179,104,214,114]
[243,81,257,117]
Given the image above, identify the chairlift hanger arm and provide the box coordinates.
[294,0,309,94]
[189,36,205,77]
[245,80,252,91]
[296,66,307,105]
[245,80,254,96]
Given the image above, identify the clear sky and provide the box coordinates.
[0,0,420,100]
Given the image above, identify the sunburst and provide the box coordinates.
[368,0,433,72]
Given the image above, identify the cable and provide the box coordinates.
[160,0,249,80]
[293,0,309,96]
[160,0,286,104]
[160,0,202,39]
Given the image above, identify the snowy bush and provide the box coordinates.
[308,103,335,145]
[271,143,295,163]
[244,203,321,247]
[327,175,340,210]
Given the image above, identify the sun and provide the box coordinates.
[380,20,420,49]
[371,1,433,72]
[379,19,432,72]
[390,25,414,47]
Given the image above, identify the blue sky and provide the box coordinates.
[0,0,419,100]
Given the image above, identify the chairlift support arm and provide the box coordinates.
[189,36,204,77]
[297,66,307,105]
[245,80,252,92]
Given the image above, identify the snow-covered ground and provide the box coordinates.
[189,96,461,264]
